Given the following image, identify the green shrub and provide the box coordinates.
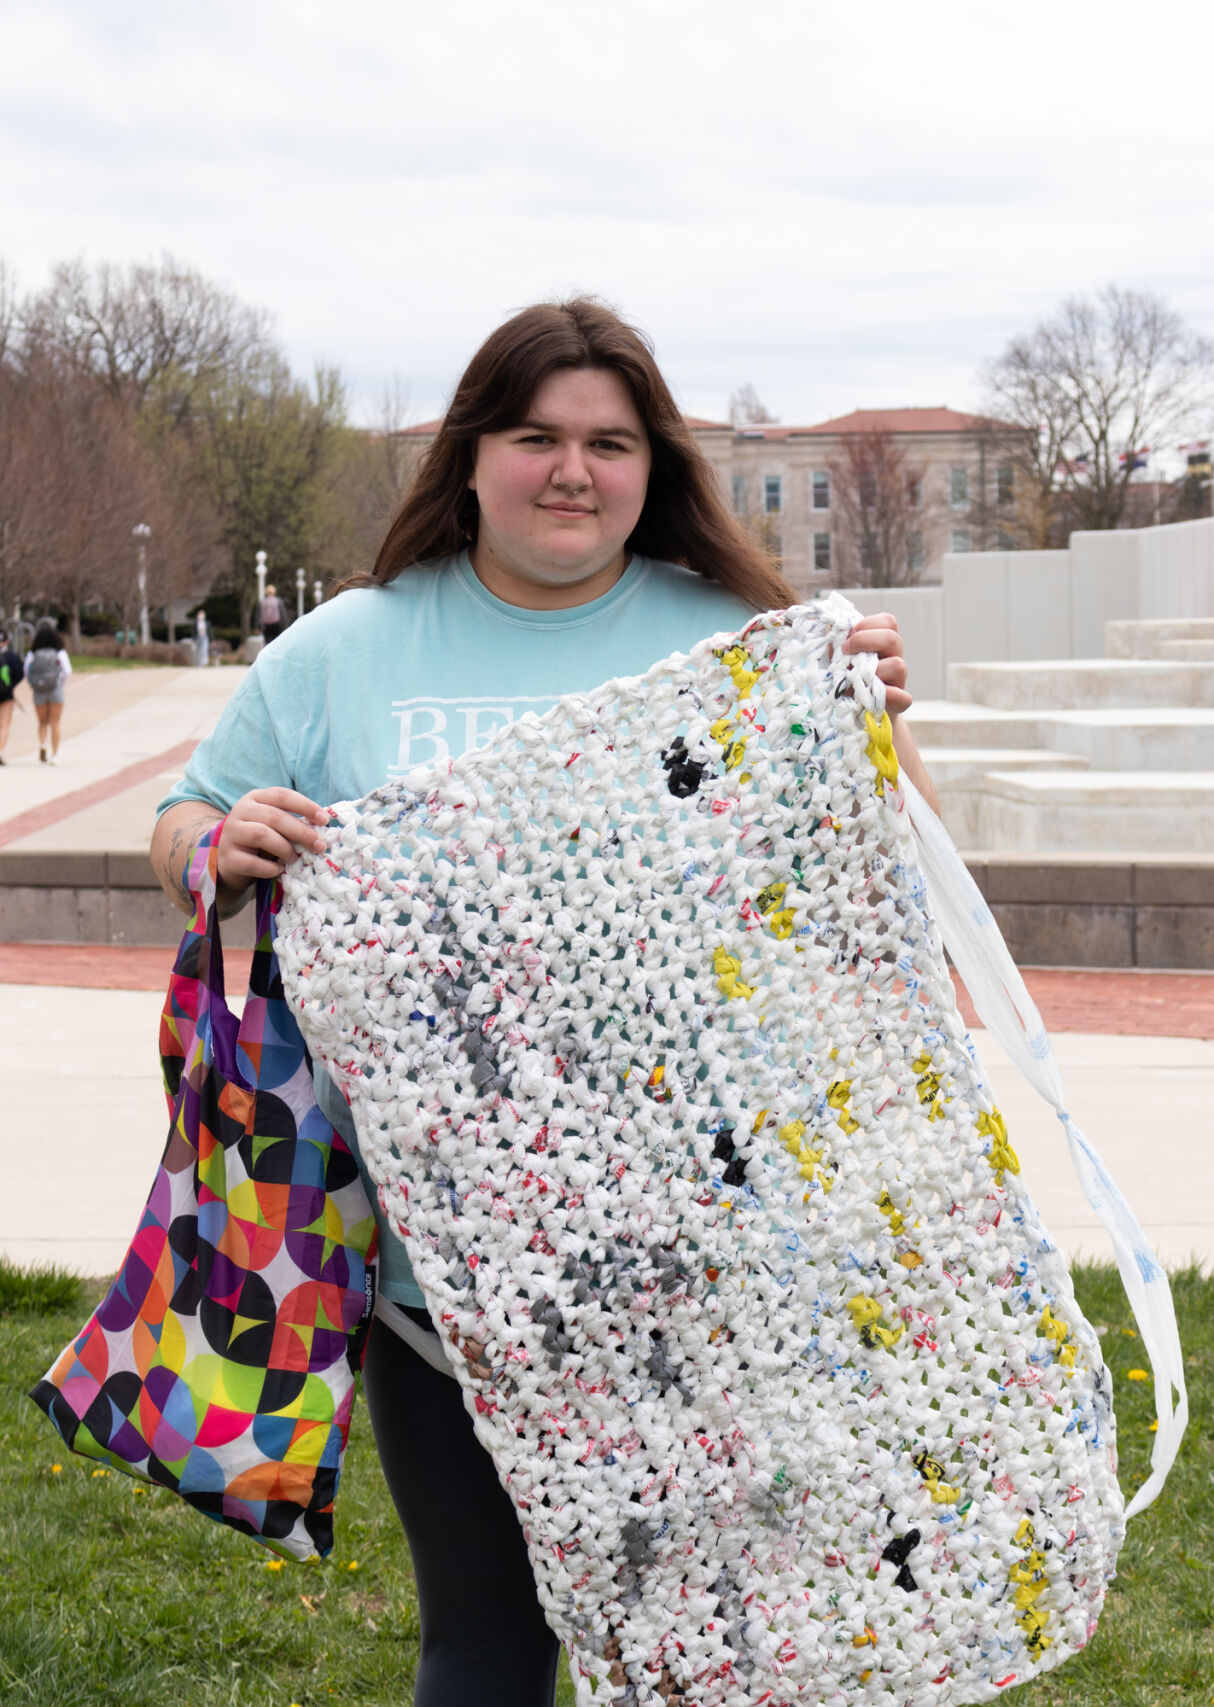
[0,1257,87,1317]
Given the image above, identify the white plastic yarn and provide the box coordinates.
[276,594,1169,1706]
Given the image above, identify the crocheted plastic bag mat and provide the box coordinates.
[276,596,1124,1705]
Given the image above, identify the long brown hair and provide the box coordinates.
[346,298,795,612]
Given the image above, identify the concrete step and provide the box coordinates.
[907,701,1214,770]
[957,769,1214,855]
[903,702,1048,748]
[1035,710,1214,771]
[1106,617,1214,659]
[929,752,1089,850]
[948,659,1214,710]
[923,747,1089,786]
[1159,639,1214,661]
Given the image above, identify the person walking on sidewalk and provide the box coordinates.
[25,620,71,765]
[257,584,288,645]
[151,297,936,1707]
[0,627,24,765]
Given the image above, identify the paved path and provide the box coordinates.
[0,665,243,852]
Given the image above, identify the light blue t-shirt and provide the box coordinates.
[160,551,752,1304]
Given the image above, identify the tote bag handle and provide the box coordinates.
[179,825,279,1089]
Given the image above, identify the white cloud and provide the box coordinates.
[2,0,1211,427]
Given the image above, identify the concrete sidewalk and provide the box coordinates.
[2,975,1210,1278]
[0,665,243,852]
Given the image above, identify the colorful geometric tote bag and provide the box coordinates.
[32,825,378,1560]
[274,595,1186,1701]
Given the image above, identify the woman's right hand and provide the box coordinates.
[217,787,332,889]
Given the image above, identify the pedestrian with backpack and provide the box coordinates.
[25,620,72,764]
[0,627,25,765]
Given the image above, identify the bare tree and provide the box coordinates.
[22,255,275,427]
[825,429,935,587]
[982,286,1214,537]
[0,259,18,371]
[729,384,779,427]
[0,349,192,642]
[12,255,349,631]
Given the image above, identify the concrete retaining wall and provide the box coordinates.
[840,515,1214,688]
[0,852,257,949]
[1,850,1208,969]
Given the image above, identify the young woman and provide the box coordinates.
[0,626,24,764]
[152,298,935,1707]
[24,619,72,764]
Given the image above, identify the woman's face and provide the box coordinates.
[468,366,652,609]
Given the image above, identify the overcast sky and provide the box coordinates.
[4,0,1212,430]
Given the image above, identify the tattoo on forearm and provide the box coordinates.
[167,825,195,899]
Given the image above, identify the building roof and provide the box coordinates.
[732,407,1018,440]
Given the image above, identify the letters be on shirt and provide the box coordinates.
[389,695,559,774]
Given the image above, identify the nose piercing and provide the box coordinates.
[555,479,587,496]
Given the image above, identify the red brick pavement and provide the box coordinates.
[0,740,198,849]
[0,942,255,992]
[1,942,1210,1037]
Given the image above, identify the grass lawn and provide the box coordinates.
[1,1263,1209,1707]
[70,657,178,672]
[70,658,247,672]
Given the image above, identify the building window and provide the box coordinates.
[764,475,782,513]
[906,475,922,509]
[950,466,970,509]
[812,471,830,510]
[813,532,831,573]
[732,474,747,515]
[950,530,972,553]
[907,531,924,572]
[858,470,877,509]
[996,464,1014,506]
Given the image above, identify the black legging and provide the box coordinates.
[362,1315,561,1707]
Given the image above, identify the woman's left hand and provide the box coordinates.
[841,613,911,716]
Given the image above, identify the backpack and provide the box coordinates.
[27,648,60,693]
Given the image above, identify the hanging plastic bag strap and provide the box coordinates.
[161,823,282,1097]
[897,773,1187,1518]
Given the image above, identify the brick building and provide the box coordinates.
[692,407,1027,598]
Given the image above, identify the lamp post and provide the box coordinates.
[133,523,151,646]
[295,566,306,621]
[313,578,323,609]
[255,549,268,607]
